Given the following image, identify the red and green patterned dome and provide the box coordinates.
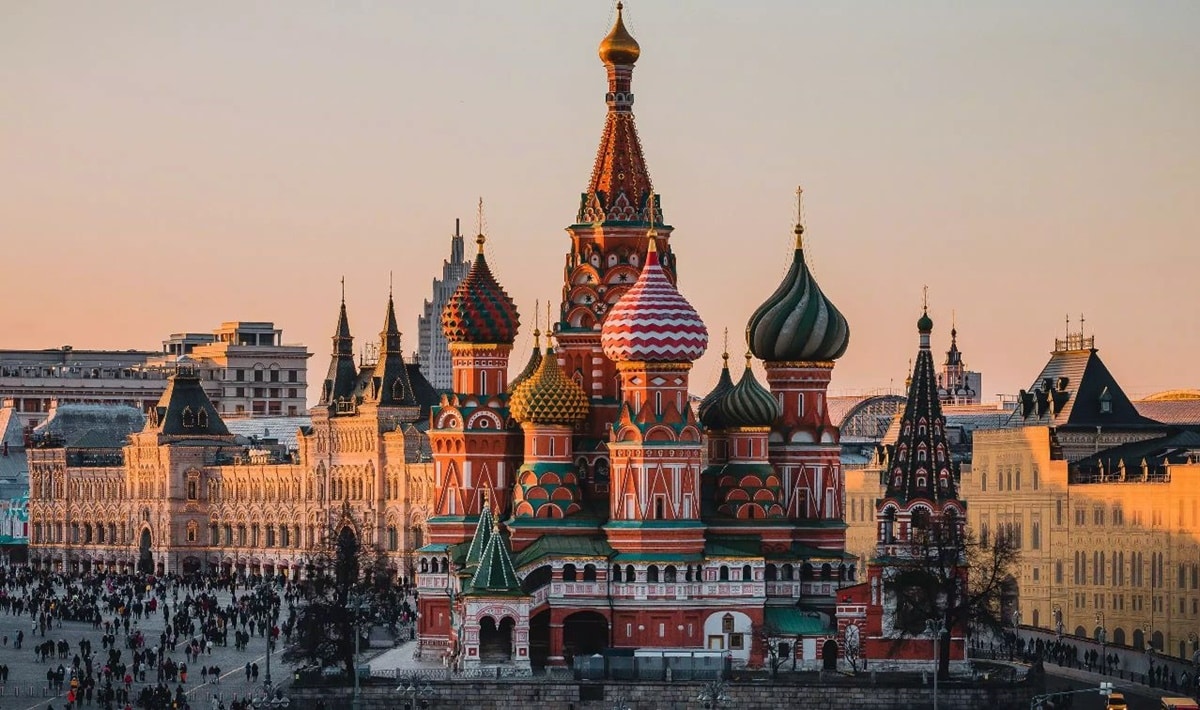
[442,234,520,345]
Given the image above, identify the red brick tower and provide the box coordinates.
[427,232,523,545]
[507,341,592,549]
[601,236,709,555]
[557,3,680,500]
[745,190,851,552]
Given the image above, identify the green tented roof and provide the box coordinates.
[466,523,523,595]
[465,505,496,567]
[765,607,829,636]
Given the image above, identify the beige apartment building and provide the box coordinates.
[27,299,438,581]
[0,321,310,433]
[153,321,311,418]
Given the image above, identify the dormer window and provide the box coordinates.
[181,406,196,428]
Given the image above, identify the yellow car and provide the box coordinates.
[1106,692,1127,710]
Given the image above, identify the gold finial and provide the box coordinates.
[647,192,658,238]
[922,285,929,313]
[340,275,346,304]
[546,300,552,338]
[794,185,805,248]
[599,2,640,65]
[744,350,753,369]
[533,299,540,343]
[722,327,729,362]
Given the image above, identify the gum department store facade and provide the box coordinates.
[27,292,440,582]
[22,7,947,671]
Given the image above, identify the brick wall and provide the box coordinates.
[290,678,1037,710]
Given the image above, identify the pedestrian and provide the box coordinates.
[244,662,251,682]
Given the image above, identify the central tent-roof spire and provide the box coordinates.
[578,2,658,226]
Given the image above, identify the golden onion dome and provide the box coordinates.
[510,346,589,426]
[599,2,640,65]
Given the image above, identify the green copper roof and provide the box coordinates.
[704,536,762,558]
[765,607,829,636]
[514,535,613,569]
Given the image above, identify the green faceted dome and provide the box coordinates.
[917,310,934,334]
[698,352,735,430]
[718,356,781,429]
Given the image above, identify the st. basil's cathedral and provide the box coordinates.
[413,6,964,672]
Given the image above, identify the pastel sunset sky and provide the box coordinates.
[3,1,1198,404]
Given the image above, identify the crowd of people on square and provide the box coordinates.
[972,633,1200,699]
[0,565,317,710]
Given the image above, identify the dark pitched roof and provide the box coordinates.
[1008,339,1156,429]
[405,364,438,420]
[32,404,145,448]
[319,301,358,410]
[148,372,230,436]
[362,296,419,409]
[1071,429,1200,478]
[884,314,959,504]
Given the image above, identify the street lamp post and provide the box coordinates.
[1012,608,1023,659]
[1143,622,1155,685]
[1053,605,1063,641]
[926,618,946,710]
[696,678,729,709]
[1094,611,1106,675]
[350,592,368,710]
[256,584,276,691]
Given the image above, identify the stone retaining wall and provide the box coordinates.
[291,679,1037,710]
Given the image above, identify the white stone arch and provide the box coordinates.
[703,610,753,664]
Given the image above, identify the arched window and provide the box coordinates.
[612,565,622,583]
[664,565,677,583]
[583,564,597,582]
[742,565,752,582]
[719,565,730,581]
[647,565,660,583]
[562,564,577,582]
[765,564,778,581]
[625,565,635,582]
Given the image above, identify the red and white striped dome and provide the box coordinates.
[601,239,709,363]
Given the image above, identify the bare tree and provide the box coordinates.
[752,620,793,677]
[886,516,1020,678]
[284,523,393,679]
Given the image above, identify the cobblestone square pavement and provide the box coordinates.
[0,580,293,710]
